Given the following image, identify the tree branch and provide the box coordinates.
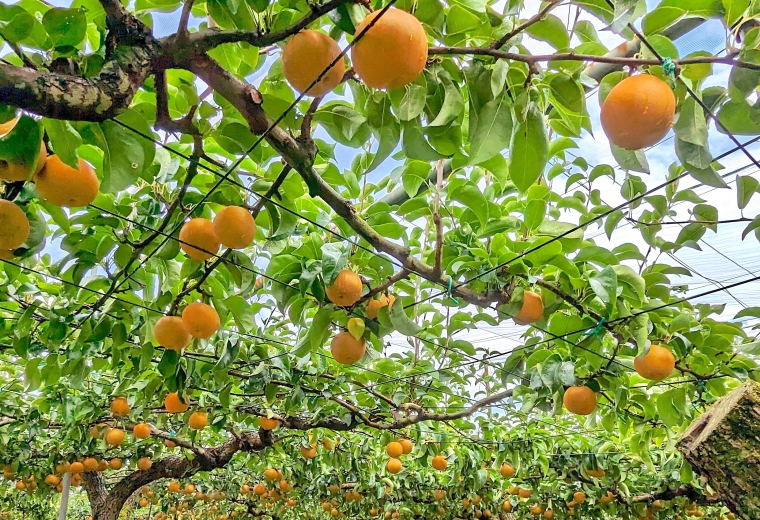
[357,269,410,305]
[428,47,760,72]
[160,0,352,59]
[630,484,720,506]
[0,47,154,121]
[491,0,562,50]
[250,165,292,218]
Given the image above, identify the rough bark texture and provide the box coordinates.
[83,431,272,520]
[677,381,760,520]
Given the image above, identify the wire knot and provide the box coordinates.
[582,317,606,338]
[662,57,676,79]
[446,278,460,305]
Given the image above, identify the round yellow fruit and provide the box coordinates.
[35,155,99,207]
[634,344,676,381]
[282,30,345,97]
[179,218,220,261]
[0,200,29,251]
[154,316,192,351]
[330,331,366,365]
[563,386,598,416]
[181,302,220,339]
[514,290,544,325]
[600,74,676,150]
[352,8,428,90]
[213,205,256,249]
[326,269,363,306]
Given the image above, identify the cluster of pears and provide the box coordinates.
[0,117,99,208]
[383,438,412,474]
[323,268,397,366]
[282,8,428,96]
[179,205,256,261]
[153,301,220,352]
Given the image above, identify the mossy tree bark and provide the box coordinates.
[677,381,760,520]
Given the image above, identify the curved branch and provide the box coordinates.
[85,431,272,520]
[161,0,351,60]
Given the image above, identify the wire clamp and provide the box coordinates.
[662,57,676,79]
[582,317,607,338]
[446,278,460,305]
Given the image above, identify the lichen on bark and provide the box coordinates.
[678,381,760,520]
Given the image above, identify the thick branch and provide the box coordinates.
[87,431,272,520]
[0,47,154,121]
[630,484,719,506]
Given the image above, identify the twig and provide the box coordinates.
[357,269,410,305]
[432,161,445,278]
[178,0,195,36]
[491,0,562,50]
[8,42,36,70]
[428,46,760,72]
[300,96,322,140]
[626,217,751,226]
[250,165,293,218]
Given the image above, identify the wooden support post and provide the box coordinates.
[677,381,760,520]
[58,472,71,520]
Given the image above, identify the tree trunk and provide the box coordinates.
[677,381,760,519]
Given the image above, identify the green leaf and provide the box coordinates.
[643,6,685,35]
[390,78,427,121]
[402,123,447,161]
[468,93,513,165]
[686,164,728,189]
[429,70,464,127]
[734,340,760,355]
[722,0,750,27]
[656,391,682,429]
[389,298,422,336]
[525,14,569,49]
[589,265,617,310]
[215,341,240,371]
[0,12,35,44]
[445,4,481,34]
[0,116,43,175]
[449,179,488,230]
[611,144,649,173]
[612,264,646,303]
[321,243,349,286]
[43,119,82,168]
[737,175,759,209]
[509,104,548,192]
[224,295,256,332]
[717,99,760,135]
[308,307,333,350]
[42,7,87,47]
[95,121,147,193]
[366,93,401,173]
[524,199,546,230]
[549,75,585,114]
[313,103,370,147]
[157,349,180,377]
[674,97,707,147]
[609,0,638,33]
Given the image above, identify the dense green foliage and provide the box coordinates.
[0,0,759,519]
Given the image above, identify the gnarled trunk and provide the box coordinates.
[677,381,760,519]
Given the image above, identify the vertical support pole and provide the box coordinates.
[58,472,71,520]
